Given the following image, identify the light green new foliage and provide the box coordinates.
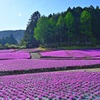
[80,10,95,44]
[49,17,56,27]
[80,10,91,23]
[34,16,50,44]
[56,15,65,43]
[64,11,74,43]
[56,15,64,27]
[49,17,57,43]
[65,12,74,29]
[80,10,92,36]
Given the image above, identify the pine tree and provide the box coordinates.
[23,11,41,48]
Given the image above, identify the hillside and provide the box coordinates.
[0,30,25,44]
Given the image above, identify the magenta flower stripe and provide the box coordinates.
[0,59,100,71]
[40,50,100,57]
[0,52,30,60]
[40,49,100,59]
[0,49,15,53]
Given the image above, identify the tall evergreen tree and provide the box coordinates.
[0,37,5,46]
[93,6,100,44]
[7,34,18,44]
[0,35,17,45]
[72,7,82,44]
[23,6,100,47]
[23,11,41,48]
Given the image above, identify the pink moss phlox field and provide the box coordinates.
[0,49,15,53]
[0,51,30,60]
[40,50,100,59]
[0,59,100,71]
[0,71,100,99]
[41,50,71,57]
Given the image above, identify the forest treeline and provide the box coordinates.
[0,34,18,48]
[0,34,17,45]
[0,30,25,49]
[22,6,100,48]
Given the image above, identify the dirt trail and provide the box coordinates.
[30,53,41,59]
[59,68,100,72]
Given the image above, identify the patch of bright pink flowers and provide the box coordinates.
[40,49,100,59]
[0,49,15,53]
[0,50,30,60]
[0,59,100,71]
[0,71,100,99]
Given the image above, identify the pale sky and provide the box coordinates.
[0,0,100,31]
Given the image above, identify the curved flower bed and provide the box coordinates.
[0,52,30,60]
[40,50,100,60]
[0,71,100,99]
[0,49,15,53]
[40,50,71,57]
[0,59,100,75]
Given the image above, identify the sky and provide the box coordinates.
[0,0,100,31]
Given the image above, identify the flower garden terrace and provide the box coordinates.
[0,49,100,75]
[40,49,100,60]
[0,71,100,100]
[0,59,100,76]
[0,49,100,100]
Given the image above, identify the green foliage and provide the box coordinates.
[0,34,18,46]
[64,11,75,44]
[56,15,64,27]
[8,34,18,44]
[49,17,56,27]
[23,11,41,48]
[0,30,24,44]
[23,6,100,48]
[80,10,92,23]
[80,10,95,44]
[56,15,66,44]
[49,16,58,43]
[65,12,74,28]
[34,16,51,44]
[4,43,19,49]
[0,44,3,49]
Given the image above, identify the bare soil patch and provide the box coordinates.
[30,53,41,59]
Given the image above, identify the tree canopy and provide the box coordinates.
[0,34,18,46]
[23,11,41,48]
[22,6,100,48]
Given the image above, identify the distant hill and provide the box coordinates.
[0,30,25,44]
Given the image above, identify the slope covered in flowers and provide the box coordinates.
[0,49,100,100]
[0,49,15,53]
[0,71,100,100]
[40,49,100,60]
[0,50,30,60]
[0,59,100,72]
[0,49,99,75]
